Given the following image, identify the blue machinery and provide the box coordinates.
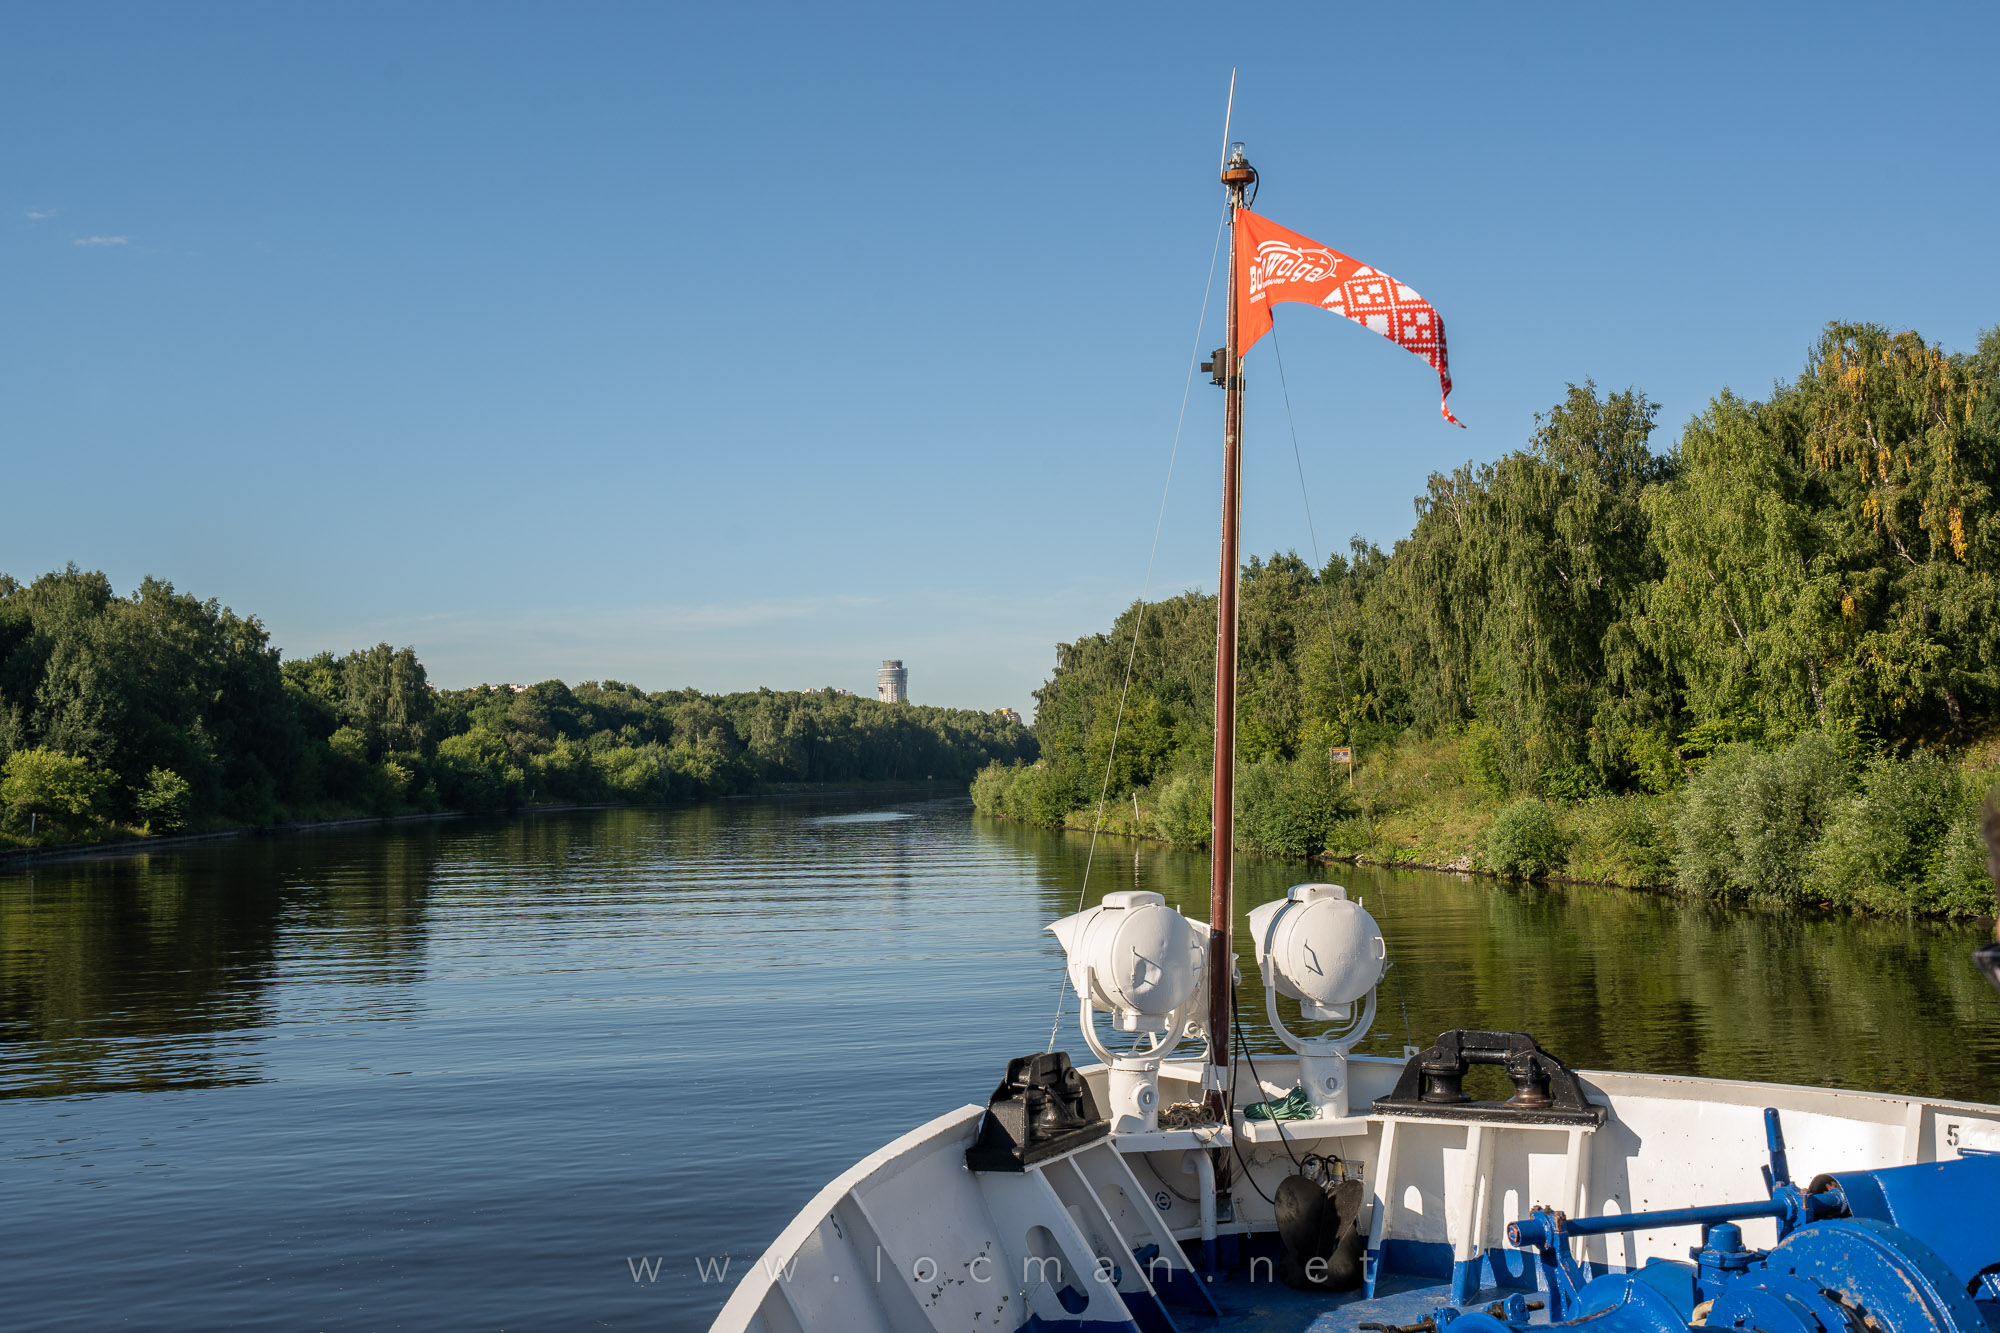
[1419,1110,2000,1333]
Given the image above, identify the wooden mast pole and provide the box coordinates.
[1207,145,1256,1111]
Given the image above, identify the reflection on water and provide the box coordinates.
[1,796,1994,1330]
[807,811,915,824]
[2,833,436,1099]
[1005,824,2000,1102]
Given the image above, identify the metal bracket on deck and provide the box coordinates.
[965,1051,1109,1171]
[1372,1030,1606,1127]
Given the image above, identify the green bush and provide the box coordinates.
[1811,751,1973,914]
[1563,794,1675,886]
[1673,732,1848,901]
[135,767,193,834]
[526,737,591,803]
[1,748,112,834]
[372,759,415,816]
[598,744,670,803]
[1486,797,1567,878]
[1539,765,1606,802]
[1236,752,1355,861]
[1322,816,1371,859]
[1623,728,1683,795]
[1154,768,1212,849]
[1922,802,1996,919]
[433,727,519,812]
[968,759,1077,828]
[1463,722,1509,799]
[969,760,1018,815]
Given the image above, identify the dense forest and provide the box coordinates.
[975,322,2000,918]
[0,572,1035,847]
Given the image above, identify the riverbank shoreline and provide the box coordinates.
[975,806,2000,929]
[982,806,1632,889]
[0,780,965,870]
[974,728,2000,922]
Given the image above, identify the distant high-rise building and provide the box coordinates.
[877,659,907,703]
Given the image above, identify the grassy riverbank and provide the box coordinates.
[974,733,2000,917]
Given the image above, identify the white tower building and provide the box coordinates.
[876,660,907,703]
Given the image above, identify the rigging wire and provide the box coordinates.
[1045,207,1229,1053]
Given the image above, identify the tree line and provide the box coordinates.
[0,569,1035,845]
[975,321,2000,916]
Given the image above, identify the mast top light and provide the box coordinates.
[1221,142,1256,191]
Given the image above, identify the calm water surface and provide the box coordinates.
[4,795,1997,1330]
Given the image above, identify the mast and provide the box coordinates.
[1207,143,1256,1108]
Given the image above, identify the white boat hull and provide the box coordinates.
[713,1055,2000,1333]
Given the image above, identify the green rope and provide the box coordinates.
[1243,1085,1315,1122]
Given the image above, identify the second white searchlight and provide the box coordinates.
[1246,883,1386,1120]
[1047,890,1208,1134]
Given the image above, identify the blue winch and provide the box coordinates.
[1433,1109,1999,1333]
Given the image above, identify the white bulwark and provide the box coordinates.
[876,659,907,703]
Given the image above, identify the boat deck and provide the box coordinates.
[1206,1273,1469,1333]
[711,1061,2000,1333]
[1157,1233,1550,1333]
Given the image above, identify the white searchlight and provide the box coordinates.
[1047,891,1209,1134]
[1246,883,1386,1120]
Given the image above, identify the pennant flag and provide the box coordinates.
[1234,208,1461,426]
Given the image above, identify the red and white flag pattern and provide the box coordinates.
[1234,208,1461,426]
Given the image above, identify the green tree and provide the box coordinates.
[1403,384,1668,788]
[340,644,433,758]
[2,748,111,833]
[135,767,192,834]
[1646,325,2000,750]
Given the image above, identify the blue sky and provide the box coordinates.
[6,3,1997,717]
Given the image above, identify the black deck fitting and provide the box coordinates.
[965,1051,1109,1172]
[1372,1030,1607,1127]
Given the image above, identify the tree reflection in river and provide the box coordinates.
[999,818,2000,1104]
[1,831,437,1098]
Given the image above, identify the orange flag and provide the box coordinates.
[1235,208,1461,426]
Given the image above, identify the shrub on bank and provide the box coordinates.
[1153,768,1212,849]
[1811,751,1982,915]
[974,726,1998,917]
[1236,752,1357,861]
[1924,801,1998,920]
[969,760,1077,827]
[1486,798,1567,878]
[134,767,193,835]
[1562,795,1675,887]
[1674,733,1849,902]
[1,748,112,837]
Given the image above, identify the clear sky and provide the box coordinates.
[7,3,1998,718]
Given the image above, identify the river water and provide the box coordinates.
[3,794,1996,1330]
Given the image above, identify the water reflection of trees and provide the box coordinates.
[985,816,2000,1106]
[0,829,441,1098]
[8,806,1993,1106]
